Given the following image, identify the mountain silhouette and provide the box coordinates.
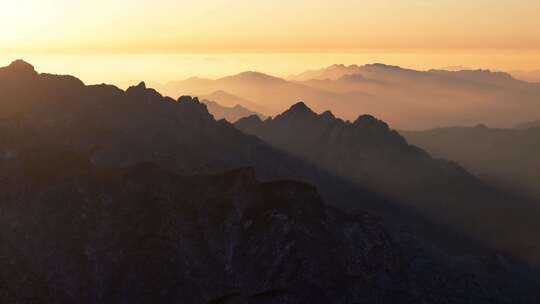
[1,61,539,302]
[158,64,540,129]
[155,71,351,116]
[0,60,386,210]
[220,71,288,85]
[288,64,364,81]
[236,102,540,265]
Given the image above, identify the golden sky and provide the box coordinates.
[2,0,540,53]
[1,0,540,83]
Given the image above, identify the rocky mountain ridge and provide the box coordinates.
[235,102,540,265]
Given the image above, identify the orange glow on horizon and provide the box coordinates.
[1,0,540,83]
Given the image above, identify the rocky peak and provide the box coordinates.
[240,114,263,124]
[280,102,315,117]
[353,114,390,131]
[289,101,311,112]
[225,71,285,84]
[178,95,201,104]
[234,114,264,130]
[8,60,36,73]
[0,60,38,78]
[328,63,361,71]
[178,96,192,103]
[126,81,147,95]
[176,95,213,119]
[363,63,401,70]
[319,110,336,122]
[125,81,165,102]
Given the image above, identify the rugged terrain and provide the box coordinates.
[1,60,539,302]
[235,103,540,265]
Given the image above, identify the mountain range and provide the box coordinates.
[155,64,540,130]
[235,103,540,265]
[1,60,539,302]
[288,64,365,81]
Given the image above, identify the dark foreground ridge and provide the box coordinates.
[1,151,538,303]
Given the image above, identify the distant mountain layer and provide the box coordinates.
[288,64,365,81]
[157,71,344,117]
[2,60,539,302]
[202,99,265,122]
[402,125,540,200]
[514,119,540,130]
[236,103,540,265]
[157,64,540,129]
[512,69,540,83]
[200,90,272,115]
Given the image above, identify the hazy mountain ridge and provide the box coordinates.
[1,60,540,302]
[157,63,540,129]
[512,69,540,83]
[514,119,540,130]
[402,125,540,200]
[202,99,265,122]
[200,90,272,115]
[156,71,348,116]
[235,102,540,265]
[288,64,365,81]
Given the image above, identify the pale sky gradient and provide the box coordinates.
[1,0,540,83]
[3,0,540,52]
